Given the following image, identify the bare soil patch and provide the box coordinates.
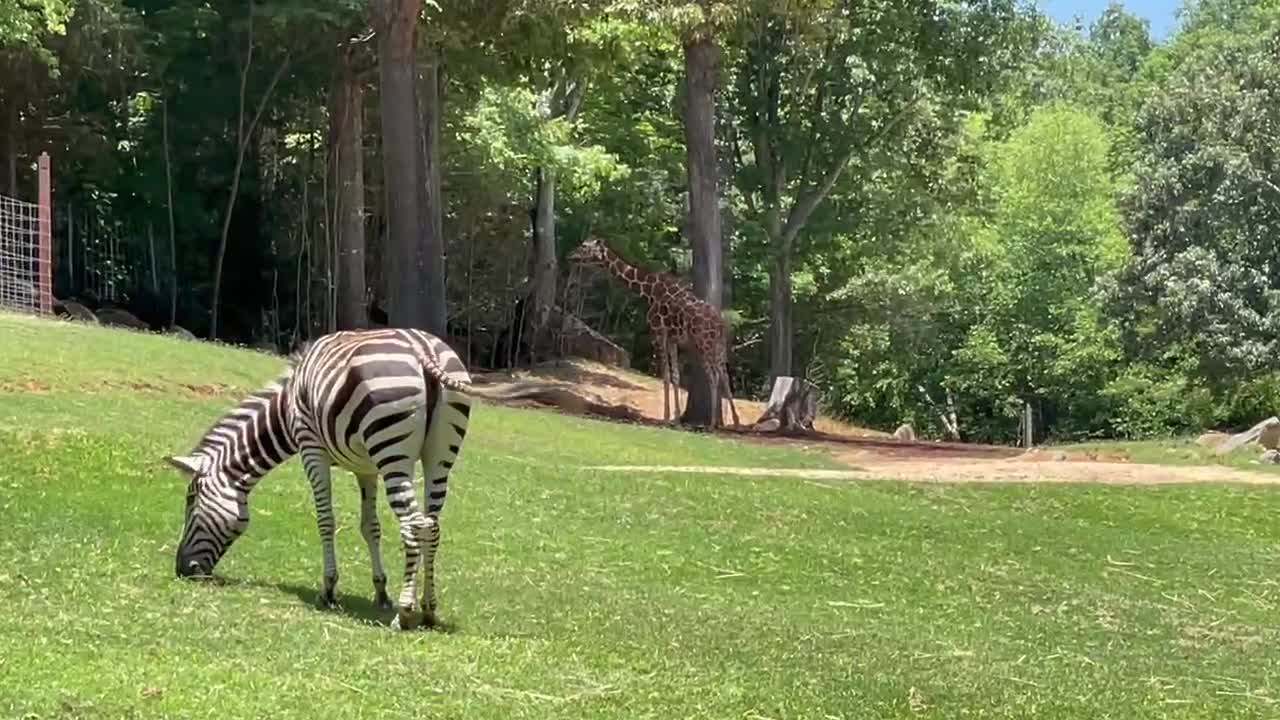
[517,359,1278,486]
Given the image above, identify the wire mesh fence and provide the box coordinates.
[0,192,43,312]
[0,154,52,315]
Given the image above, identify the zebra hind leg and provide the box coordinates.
[356,473,392,610]
[417,388,473,628]
[300,446,340,608]
[379,455,429,631]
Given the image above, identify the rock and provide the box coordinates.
[894,423,916,442]
[1196,432,1229,449]
[551,307,631,368]
[167,325,197,341]
[1260,423,1280,450]
[1218,416,1280,454]
[1262,449,1280,465]
[53,299,98,324]
[95,307,149,331]
[754,418,781,433]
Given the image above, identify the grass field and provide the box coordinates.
[2,312,1279,719]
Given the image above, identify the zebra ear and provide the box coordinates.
[166,455,205,475]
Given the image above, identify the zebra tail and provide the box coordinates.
[407,332,550,405]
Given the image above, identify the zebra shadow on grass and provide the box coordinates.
[210,576,462,633]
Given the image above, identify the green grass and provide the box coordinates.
[1058,436,1280,475]
[2,311,1280,718]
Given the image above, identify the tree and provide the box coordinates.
[331,40,368,330]
[678,0,728,426]
[1110,1,1280,384]
[373,0,445,334]
[728,0,1037,382]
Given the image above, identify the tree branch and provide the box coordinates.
[782,93,923,245]
[241,53,292,154]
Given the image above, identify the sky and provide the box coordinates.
[1037,0,1183,41]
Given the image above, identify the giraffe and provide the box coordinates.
[567,237,741,429]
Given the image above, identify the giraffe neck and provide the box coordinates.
[599,245,668,303]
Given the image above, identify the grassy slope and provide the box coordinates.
[2,312,1279,719]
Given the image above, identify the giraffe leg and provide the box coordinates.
[655,338,671,423]
[300,446,340,608]
[702,357,720,430]
[356,473,392,610]
[721,364,741,428]
[669,343,683,420]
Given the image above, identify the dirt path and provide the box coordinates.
[584,459,1280,486]
[513,359,1280,487]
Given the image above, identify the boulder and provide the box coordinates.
[1261,449,1280,465]
[95,307,149,331]
[54,299,98,324]
[552,307,631,368]
[1218,416,1280,454]
[894,423,916,442]
[1195,432,1229,449]
[167,325,197,341]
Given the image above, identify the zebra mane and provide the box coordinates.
[185,369,295,459]
[287,338,314,367]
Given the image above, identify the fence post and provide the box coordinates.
[37,152,52,314]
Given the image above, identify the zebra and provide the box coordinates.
[166,327,514,630]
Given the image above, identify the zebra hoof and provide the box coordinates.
[391,608,419,631]
[373,591,393,611]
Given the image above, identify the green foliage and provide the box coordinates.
[0,0,70,64]
[459,85,629,205]
[1101,363,1219,439]
[1111,0,1280,382]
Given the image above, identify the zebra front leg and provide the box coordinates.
[300,447,340,608]
[417,389,473,627]
[357,474,392,610]
[381,459,428,630]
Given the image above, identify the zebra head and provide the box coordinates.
[166,453,248,579]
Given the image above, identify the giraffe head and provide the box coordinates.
[567,237,610,268]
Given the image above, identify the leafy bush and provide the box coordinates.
[1102,364,1218,438]
[1217,372,1280,429]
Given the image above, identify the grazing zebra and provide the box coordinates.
[166,327,508,630]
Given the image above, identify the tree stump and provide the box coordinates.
[753,376,820,433]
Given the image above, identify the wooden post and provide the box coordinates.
[37,152,52,314]
[1023,400,1034,448]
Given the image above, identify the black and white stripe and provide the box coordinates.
[167,328,478,629]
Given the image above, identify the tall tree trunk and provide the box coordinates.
[529,164,557,356]
[768,247,793,381]
[418,43,447,336]
[6,99,17,197]
[331,48,367,330]
[375,0,436,332]
[680,29,725,427]
[163,96,178,328]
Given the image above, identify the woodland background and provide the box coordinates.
[2,0,1278,444]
